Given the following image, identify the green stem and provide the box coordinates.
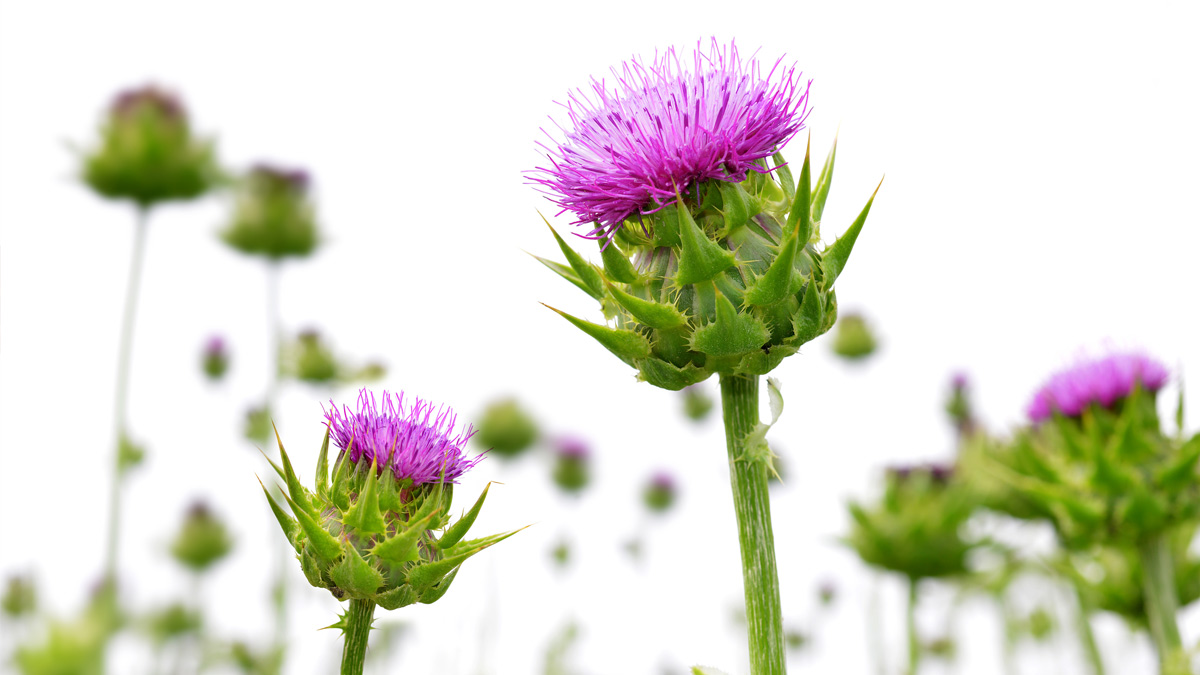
[264,260,289,660]
[1072,583,1106,675]
[906,577,920,675]
[104,205,151,583]
[340,599,376,675]
[719,374,785,675]
[1138,532,1182,670]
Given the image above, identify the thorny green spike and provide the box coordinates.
[599,236,639,283]
[543,304,652,365]
[607,283,689,330]
[812,136,838,223]
[370,506,441,564]
[274,424,312,513]
[544,216,605,298]
[791,275,824,345]
[442,527,530,558]
[822,179,882,291]
[531,252,602,300]
[330,542,384,596]
[784,135,813,244]
[377,470,402,513]
[690,288,770,358]
[330,448,351,511]
[672,194,736,286]
[258,477,299,549]
[742,230,799,307]
[342,456,386,537]
[437,483,493,550]
[314,428,331,500]
[718,181,753,231]
[419,566,460,604]
[283,491,343,564]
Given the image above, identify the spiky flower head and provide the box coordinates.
[82,84,219,207]
[1027,352,1169,422]
[261,389,517,613]
[532,40,880,389]
[220,163,320,259]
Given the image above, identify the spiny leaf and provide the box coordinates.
[274,424,312,514]
[374,584,418,611]
[544,215,604,298]
[822,178,881,291]
[791,275,824,345]
[258,477,299,549]
[530,252,601,300]
[636,358,709,391]
[418,566,460,604]
[443,526,530,559]
[283,492,342,564]
[812,136,837,223]
[437,483,493,550]
[673,195,736,285]
[370,506,440,564]
[689,289,770,358]
[607,284,689,330]
[330,543,383,596]
[599,238,639,284]
[742,230,799,307]
[543,304,652,365]
[342,456,386,537]
[784,135,813,244]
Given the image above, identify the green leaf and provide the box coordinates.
[418,566,460,605]
[672,196,736,286]
[543,304,652,365]
[329,544,383,596]
[690,289,770,357]
[607,284,689,329]
[784,136,813,243]
[314,428,331,500]
[544,215,605,298]
[599,238,639,283]
[822,179,881,291]
[437,483,492,550]
[742,230,799,307]
[530,253,602,300]
[374,585,418,611]
[812,137,837,223]
[718,181,752,231]
[283,492,342,564]
[636,358,710,391]
[258,478,299,550]
[342,456,386,537]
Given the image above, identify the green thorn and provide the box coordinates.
[273,423,312,514]
[418,566,460,605]
[543,214,605,298]
[718,181,752,231]
[689,288,770,357]
[437,482,493,550]
[772,150,795,206]
[543,303,652,365]
[821,177,881,291]
[784,135,813,244]
[257,476,299,549]
[370,505,440,565]
[329,542,383,596]
[330,445,351,511]
[791,275,824,345]
[812,135,838,223]
[314,427,331,500]
[342,455,386,537]
[599,237,639,284]
[529,251,602,301]
[607,283,689,330]
[282,492,342,564]
[672,192,736,286]
[743,230,800,307]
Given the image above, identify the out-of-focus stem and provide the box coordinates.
[1139,532,1182,672]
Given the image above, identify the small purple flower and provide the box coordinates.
[249,163,310,193]
[112,84,185,120]
[204,335,226,357]
[552,435,591,459]
[531,39,811,240]
[1027,352,1169,422]
[323,389,481,485]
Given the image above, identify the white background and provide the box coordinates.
[2,1,1199,673]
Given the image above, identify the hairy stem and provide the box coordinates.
[719,374,785,675]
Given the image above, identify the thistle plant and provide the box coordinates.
[259,389,518,675]
[986,353,1199,672]
[531,39,879,674]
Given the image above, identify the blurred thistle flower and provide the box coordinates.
[221,163,320,260]
[244,404,273,444]
[532,39,809,240]
[201,334,230,381]
[170,500,233,573]
[1,573,36,619]
[944,371,976,437]
[279,329,386,387]
[550,435,591,494]
[261,388,517,621]
[144,603,203,646]
[1027,352,1169,422]
[550,538,572,568]
[473,397,539,459]
[642,471,678,513]
[533,39,879,390]
[81,84,220,207]
[817,579,837,607]
[829,312,877,361]
[681,384,714,422]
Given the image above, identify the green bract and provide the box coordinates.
[260,430,519,610]
[538,139,879,389]
[221,168,319,260]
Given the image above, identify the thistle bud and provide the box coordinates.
[681,384,714,422]
[944,372,976,437]
[244,404,272,444]
[286,329,339,384]
[201,335,230,381]
[817,580,837,607]
[830,312,877,361]
[170,501,233,573]
[145,603,202,645]
[531,40,880,390]
[221,163,319,260]
[82,85,219,206]
[260,389,519,611]
[550,436,591,494]
[642,471,677,513]
[473,397,539,459]
[1,574,36,619]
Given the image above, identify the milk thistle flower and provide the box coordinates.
[550,436,591,494]
[221,163,320,260]
[260,389,518,675]
[1027,352,1169,422]
[201,335,230,381]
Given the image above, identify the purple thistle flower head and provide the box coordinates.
[323,389,481,486]
[1027,352,1169,422]
[552,435,591,460]
[531,38,811,240]
[111,84,185,121]
[204,334,226,357]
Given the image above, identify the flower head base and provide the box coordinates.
[261,390,520,611]
[82,84,219,207]
[1027,352,1169,422]
[221,163,320,259]
[533,39,810,240]
[473,397,540,459]
[642,471,678,513]
[201,335,230,381]
[324,389,480,486]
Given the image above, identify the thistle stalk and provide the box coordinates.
[340,599,375,675]
[906,578,920,675]
[720,374,785,675]
[104,205,150,583]
[1139,533,1182,671]
[1072,584,1106,675]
